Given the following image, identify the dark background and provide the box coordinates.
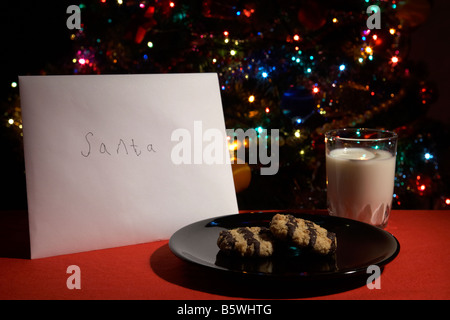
[0,0,449,210]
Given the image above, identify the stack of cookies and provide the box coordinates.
[217,214,337,258]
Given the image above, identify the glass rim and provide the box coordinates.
[325,128,398,142]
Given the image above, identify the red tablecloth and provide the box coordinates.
[0,210,449,300]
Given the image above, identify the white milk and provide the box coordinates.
[326,147,396,227]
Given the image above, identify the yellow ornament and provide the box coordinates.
[231,159,252,193]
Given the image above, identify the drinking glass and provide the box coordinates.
[325,128,398,228]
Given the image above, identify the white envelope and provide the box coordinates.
[19,73,238,259]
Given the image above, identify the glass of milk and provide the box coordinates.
[325,128,398,228]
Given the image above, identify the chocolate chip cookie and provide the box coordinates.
[217,226,275,257]
[269,214,337,255]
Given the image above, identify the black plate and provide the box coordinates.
[169,212,400,279]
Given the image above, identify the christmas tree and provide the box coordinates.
[1,0,449,210]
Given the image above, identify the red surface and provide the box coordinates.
[0,210,449,300]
